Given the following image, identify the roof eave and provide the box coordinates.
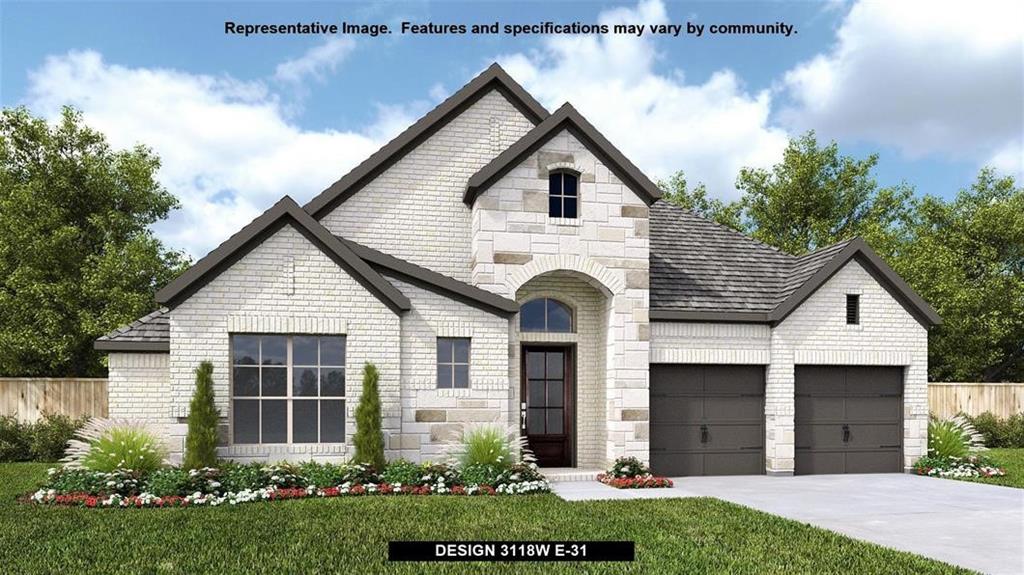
[94,340,170,352]
[650,309,772,323]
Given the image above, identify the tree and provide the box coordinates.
[184,361,220,469]
[893,169,1024,382]
[734,131,912,256]
[0,106,188,377]
[353,363,385,469]
[658,171,743,229]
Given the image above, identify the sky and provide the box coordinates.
[2,0,1021,258]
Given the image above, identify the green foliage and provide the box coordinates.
[352,363,385,469]
[28,413,85,462]
[458,425,513,468]
[66,419,169,474]
[0,106,188,377]
[380,459,421,486]
[966,412,1024,448]
[42,467,110,494]
[298,461,346,488]
[0,415,31,462]
[607,456,650,478]
[928,416,985,459]
[220,463,268,492]
[658,171,743,229]
[144,467,193,497]
[496,462,546,486]
[460,463,502,486]
[183,362,220,469]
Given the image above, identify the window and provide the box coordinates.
[548,171,578,218]
[231,334,346,445]
[846,294,860,325]
[520,298,573,333]
[437,338,470,389]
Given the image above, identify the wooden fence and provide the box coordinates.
[929,382,1024,419]
[0,378,108,423]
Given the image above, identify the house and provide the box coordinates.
[95,63,940,476]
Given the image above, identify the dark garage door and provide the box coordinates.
[650,365,765,476]
[795,366,903,475]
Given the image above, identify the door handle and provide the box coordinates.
[700,424,709,444]
[842,424,851,443]
[520,402,527,432]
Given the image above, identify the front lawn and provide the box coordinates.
[964,448,1024,489]
[0,463,968,574]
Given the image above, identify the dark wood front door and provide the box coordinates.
[521,346,573,467]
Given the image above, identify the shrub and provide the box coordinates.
[299,461,347,488]
[352,363,385,469]
[928,415,985,459]
[914,454,1006,478]
[62,418,169,473]
[461,463,502,486]
[496,462,546,486]
[967,412,1024,448]
[339,462,380,486]
[606,456,650,478]
[381,459,421,486]
[221,462,268,492]
[145,467,193,496]
[29,413,85,462]
[42,467,109,494]
[417,463,460,490]
[0,415,30,462]
[458,424,513,468]
[264,463,306,488]
[184,361,220,469]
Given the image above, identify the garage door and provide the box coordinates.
[650,364,765,476]
[795,366,903,475]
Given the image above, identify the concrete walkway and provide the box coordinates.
[552,474,1024,574]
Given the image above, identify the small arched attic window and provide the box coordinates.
[548,170,578,218]
[520,298,573,333]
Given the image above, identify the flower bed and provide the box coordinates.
[914,454,1006,479]
[598,456,674,489]
[27,460,550,509]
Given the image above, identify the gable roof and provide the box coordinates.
[464,103,662,206]
[155,196,411,314]
[303,63,549,219]
[94,308,170,352]
[337,238,519,316]
[649,202,941,327]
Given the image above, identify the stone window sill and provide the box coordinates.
[548,217,582,227]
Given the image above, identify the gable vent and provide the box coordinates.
[846,294,860,325]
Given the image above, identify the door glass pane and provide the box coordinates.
[547,380,564,407]
[262,367,287,396]
[545,352,563,378]
[520,300,546,332]
[436,338,452,363]
[563,197,577,218]
[321,400,345,442]
[453,365,469,389]
[233,366,259,396]
[525,351,545,378]
[436,365,452,389]
[232,336,259,365]
[452,339,470,363]
[233,400,259,444]
[261,400,287,443]
[527,408,545,434]
[547,300,572,332]
[261,336,287,365]
[292,400,318,443]
[320,336,346,366]
[293,367,318,397]
[293,336,318,365]
[546,409,564,434]
[528,380,546,407]
[321,368,345,396]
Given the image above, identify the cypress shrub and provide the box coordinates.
[353,363,385,469]
[183,361,220,469]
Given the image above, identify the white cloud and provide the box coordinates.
[780,0,1023,177]
[496,0,790,198]
[25,50,393,258]
[273,37,356,85]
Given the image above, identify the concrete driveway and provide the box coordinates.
[552,474,1023,574]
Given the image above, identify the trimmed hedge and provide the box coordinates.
[0,414,85,462]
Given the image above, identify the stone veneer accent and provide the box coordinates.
[471,128,650,466]
[321,89,534,283]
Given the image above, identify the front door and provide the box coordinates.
[521,346,573,467]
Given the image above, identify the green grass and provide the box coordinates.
[962,448,1024,489]
[0,463,968,574]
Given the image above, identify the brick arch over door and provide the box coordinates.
[506,255,623,298]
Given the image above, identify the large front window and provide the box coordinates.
[231,334,346,445]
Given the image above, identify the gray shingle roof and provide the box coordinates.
[649,202,853,318]
[94,308,170,351]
